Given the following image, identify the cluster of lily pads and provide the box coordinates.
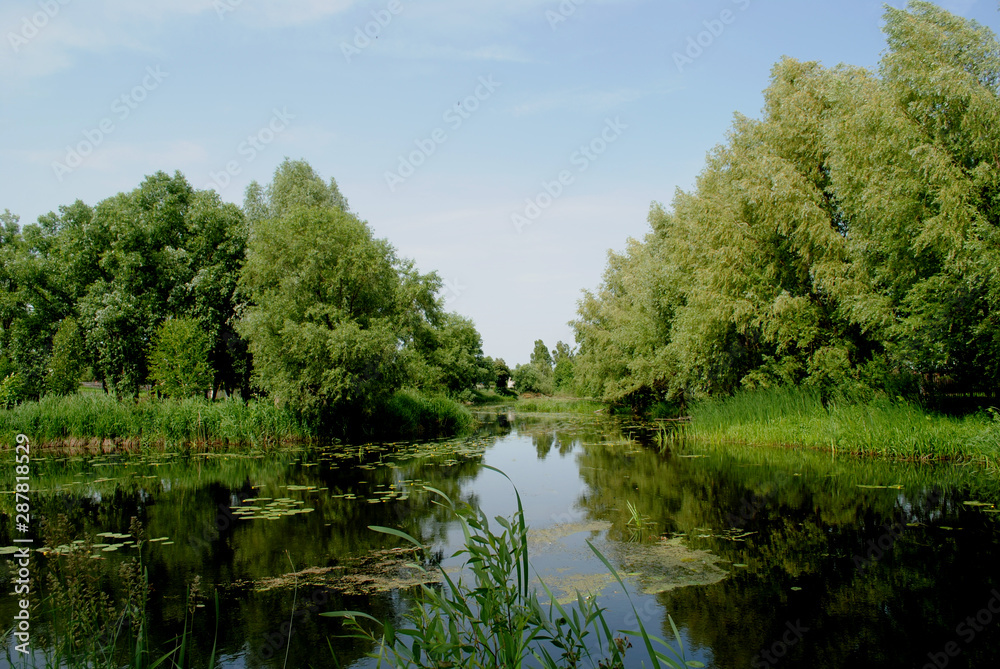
[230,497,315,520]
[0,532,173,559]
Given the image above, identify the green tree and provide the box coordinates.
[512,363,554,395]
[46,317,85,396]
[148,318,212,399]
[61,173,250,399]
[573,1,1000,408]
[552,341,576,392]
[237,183,411,421]
[247,157,351,220]
[493,358,512,392]
[423,313,491,395]
[530,339,553,372]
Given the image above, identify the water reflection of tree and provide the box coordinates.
[568,436,1000,669]
[1,437,495,668]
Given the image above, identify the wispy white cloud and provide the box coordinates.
[15,140,209,178]
[0,0,364,81]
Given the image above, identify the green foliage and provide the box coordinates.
[573,2,1000,409]
[0,394,312,449]
[149,318,212,399]
[238,161,487,427]
[552,341,576,392]
[326,467,700,669]
[530,339,553,371]
[687,386,1000,463]
[237,202,411,420]
[514,396,604,414]
[512,362,554,395]
[420,313,492,395]
[45,317,85,396]
[252,157,351,219]
[378,388,476,437]
[492,357,513,391]
[0,372,23,409]
[512,339,562,395]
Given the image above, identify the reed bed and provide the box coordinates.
[0,394,313,450]
[685,386,1000,464]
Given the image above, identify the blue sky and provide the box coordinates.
[1,0,996,365]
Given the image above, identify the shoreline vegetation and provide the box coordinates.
[681,387,1000,467]
[0,388,475,451]
[4,386,998,466]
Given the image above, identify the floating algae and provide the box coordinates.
[527,520,728,597]
[609,537,728,594]
[241,546,441,596]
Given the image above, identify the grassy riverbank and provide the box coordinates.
[685,387,1000,465]
[513,395,605,414]
[0,388,474,450]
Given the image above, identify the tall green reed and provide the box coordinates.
[325,465,703,668]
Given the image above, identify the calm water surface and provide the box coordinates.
[3,412,1000,668]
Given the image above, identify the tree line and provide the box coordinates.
[0,159,496,426]
[572,1,1000,409]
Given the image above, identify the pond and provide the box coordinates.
[3,411,1000,668]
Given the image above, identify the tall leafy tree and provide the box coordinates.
[574,1,1000,407]
[238,171,416,420]
[148,318,212,399]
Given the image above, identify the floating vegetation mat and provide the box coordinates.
[609,537,729,594]
[238,547,441,596]
[526,520,730,601]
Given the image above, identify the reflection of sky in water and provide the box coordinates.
[396,427,714,669]
[7,417,1000,669]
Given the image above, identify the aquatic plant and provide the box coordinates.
[4,516,218,669]
[687,386,1000,465]
[625,500,656,541]
[0,393,313,450]
[325,465,703,668]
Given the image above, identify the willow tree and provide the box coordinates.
[574,1,1000,406]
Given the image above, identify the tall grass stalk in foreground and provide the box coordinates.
[3,516,218,669]
[325,465,702,668]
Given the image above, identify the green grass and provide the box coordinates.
[686,386,1000,465]
[514,395,606,415]
[377,388,476,438]
[0,387,481,449]
[0,393,313,449]
[463,387,518,405]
